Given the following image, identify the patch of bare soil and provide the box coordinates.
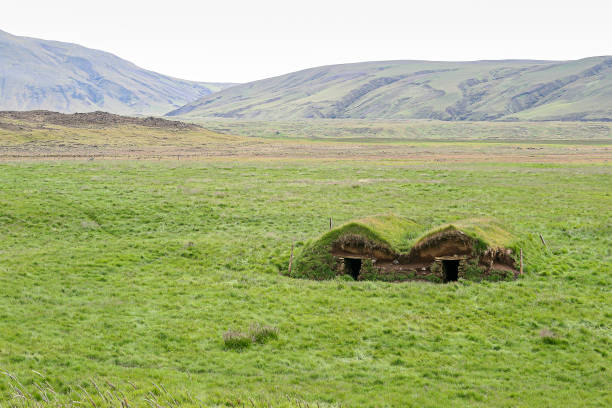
[407,230,474,262]
[0,114,610,163]
[0,110,201,130]
[1,142,610,163]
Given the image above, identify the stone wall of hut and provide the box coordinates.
[335,254,514,282]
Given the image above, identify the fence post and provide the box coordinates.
[288,242,294,275]
[539,233,548,249]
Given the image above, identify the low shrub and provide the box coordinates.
[463,260,484,281]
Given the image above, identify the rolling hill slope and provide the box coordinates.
[168,57,612,121]
[0,30,234,115]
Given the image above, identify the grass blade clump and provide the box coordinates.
[249,323,279,344]
[539,329,567,345]
[223,323,279,350]
[223,329,252,350]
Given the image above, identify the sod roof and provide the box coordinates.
[291,215,516,279]
[290,214,420,279]
[411,217,515,249]
[332,214,422,252]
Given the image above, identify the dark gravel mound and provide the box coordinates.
[0,110,201,130]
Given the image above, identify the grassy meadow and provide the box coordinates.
[1,153,610,406]
[199,119,612,142]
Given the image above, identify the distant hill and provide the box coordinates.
[0,30,234,115]
[168,58,612,121]
[0,110,202,130]
[0,109,242,159]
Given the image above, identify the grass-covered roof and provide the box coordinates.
[290,214,420,279]
[333,214,422,253]
[412,217,516,249]
[290,215,516,280]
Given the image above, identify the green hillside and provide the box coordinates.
[168,57,612,121]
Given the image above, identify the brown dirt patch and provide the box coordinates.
[407,230,474,262]
[0,110,201,130]
[1,113,610,163]
[331,234,396,261]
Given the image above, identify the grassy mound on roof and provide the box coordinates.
[290,214,420,280]
[291,216,518,280]
[411,217,517,254]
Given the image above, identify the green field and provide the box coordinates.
[1,156,610,407]
[199,119,612,142]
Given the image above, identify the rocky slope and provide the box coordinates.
[0,110,201,129]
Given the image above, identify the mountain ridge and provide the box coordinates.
[167,57,612,121]
[0,29,235,115]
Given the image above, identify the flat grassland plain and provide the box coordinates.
[0,117,610,407]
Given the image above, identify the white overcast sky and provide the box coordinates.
[2,0,611,83]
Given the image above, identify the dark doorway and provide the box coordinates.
[345,258,362,280]
[442,260,459,283]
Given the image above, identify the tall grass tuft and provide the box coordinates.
[223,329,253,350]
[223,323,279,350]
[539,329,566,345]
[1,370,335,407]
[249,323,279,344]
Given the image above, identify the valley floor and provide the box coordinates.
[1,118,611,163]
[0,120,610,407]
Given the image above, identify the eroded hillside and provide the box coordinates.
[168,58,612,121]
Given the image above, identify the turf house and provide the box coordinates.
[290,215,519,283]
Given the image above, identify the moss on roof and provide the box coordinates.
[290,215,515,280]
[290,214,420,279]
[412,217,515,249]
[338,214,422,252]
